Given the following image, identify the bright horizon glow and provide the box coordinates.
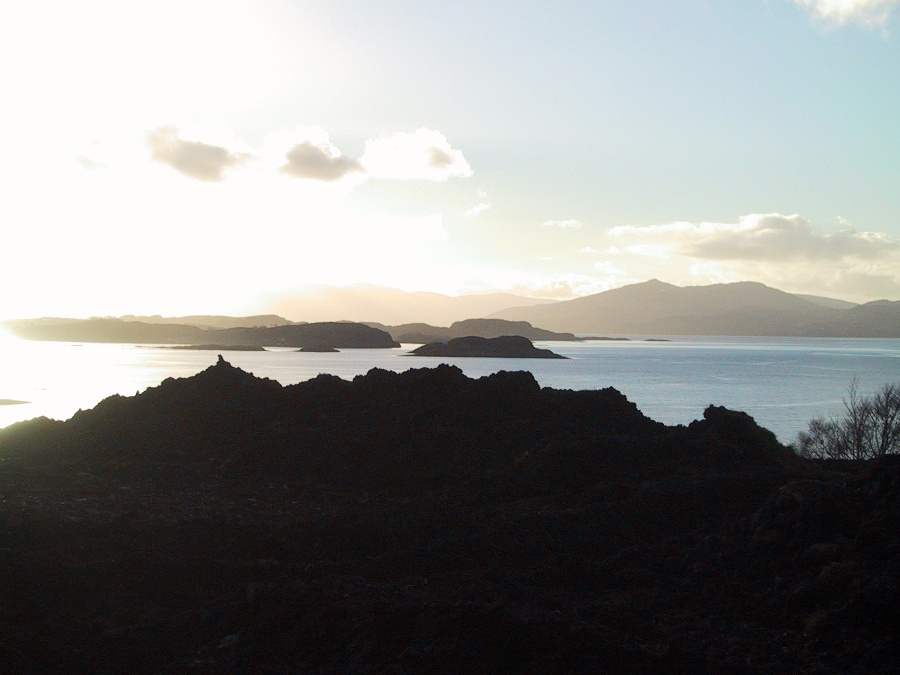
[2,1,899,320]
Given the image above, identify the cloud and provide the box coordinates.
[465,202,492,217]
[361,128,473,181]
[792,0,900,27]
[272,127,364,182]
[693,215,897,261]
[605,213,900,301]
[148,124,472,187]
[281,141,363,181]
[611,213,898,262]
[147,126,249,182]
[540,219,583,229]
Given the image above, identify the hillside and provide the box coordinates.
[488,280,892,336]
[803,300,900,338]
[0,360,896,672]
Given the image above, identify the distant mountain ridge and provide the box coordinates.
[7,281,897,339]
[489,279,900,337]
[263,283,555,325]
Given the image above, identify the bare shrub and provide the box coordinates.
[796,381,900,460]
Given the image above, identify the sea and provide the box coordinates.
[1,334,899,444]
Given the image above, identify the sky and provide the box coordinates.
[2,0,899,319]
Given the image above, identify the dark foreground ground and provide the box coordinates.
[0,359,897,673]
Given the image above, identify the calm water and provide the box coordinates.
[1,335,899,443]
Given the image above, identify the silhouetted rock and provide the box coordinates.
[410,335,566,358]
[0,360,895,673]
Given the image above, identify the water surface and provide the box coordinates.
[1,335,898,442]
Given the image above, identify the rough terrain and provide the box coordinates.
[0,359,896,673]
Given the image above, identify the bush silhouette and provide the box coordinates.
[796,381,900,460]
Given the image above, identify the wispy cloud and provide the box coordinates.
[361,129,472,181]
[610,213,898,262]
[465,202,492,218]
[606,213,900,301]
[147,126,249,182]
[791,0,900,27]
[541,219,583,229]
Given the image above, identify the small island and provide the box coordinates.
[409,335,566,359]
[166,344,267,351]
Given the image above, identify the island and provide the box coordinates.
[5,318,400,349]
[166,344,267,351]
[409,335,567,358]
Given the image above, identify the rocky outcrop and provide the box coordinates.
[410,335,566,358]
[0,360,894,673]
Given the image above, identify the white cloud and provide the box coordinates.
[465,202,492,218]
[541,219,583,229]
[262,127,363,182]
[147,126,250,182]
[792,0,900,27]
[147,124,473,187]
[282,142,362,182]
[361,128,473,181]
[609,213,898,261]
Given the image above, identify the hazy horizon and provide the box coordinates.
[0,277,878,325]
[3,1,900,320]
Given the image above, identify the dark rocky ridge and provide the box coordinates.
[0,360,896,673]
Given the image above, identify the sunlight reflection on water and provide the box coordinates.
[1,335,899,442]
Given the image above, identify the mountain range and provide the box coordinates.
[6,280,900,338]
[261,280,899,337]
[489,280,900,337]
